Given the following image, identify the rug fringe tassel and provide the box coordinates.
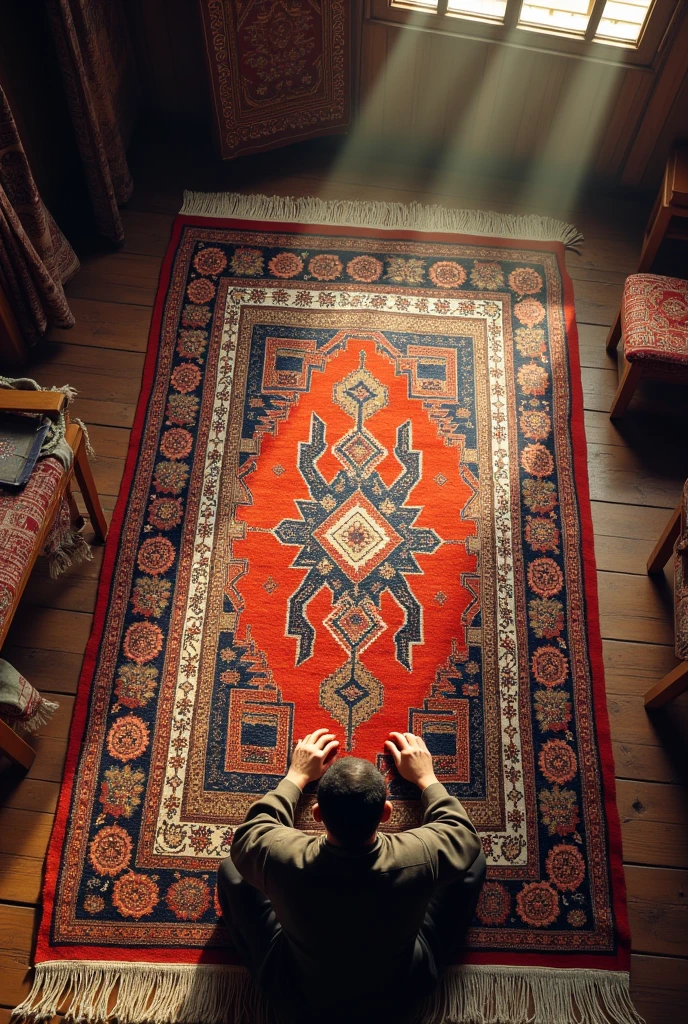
[12,961,643,1024]
[423,965,644,1024]
[179,191,584,251]
[11,962,269,1024]
[14,697,60,734]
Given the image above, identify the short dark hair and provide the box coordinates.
[316,757,387,847]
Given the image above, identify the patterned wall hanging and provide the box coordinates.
[198,1,350,159]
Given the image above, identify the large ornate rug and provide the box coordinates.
[16,195,641,1024]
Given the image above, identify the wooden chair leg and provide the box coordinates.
[66,483,85,530]
[647,502,681,574]
[0,718,35,770]
[73,433,108,542]
[645,661,688,709]
[606,312,622,353]
[609,360,643,419]
[637,204,672,273]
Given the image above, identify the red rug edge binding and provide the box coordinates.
[34,215,631,973]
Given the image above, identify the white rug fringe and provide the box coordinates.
[12,961,643,1024]
[15,697,59,734]
[179,191,584,251]
[11,962,267,1024]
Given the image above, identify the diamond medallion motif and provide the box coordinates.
[332,428,386,478]
[313,489,402,582]
[324,595,387,654]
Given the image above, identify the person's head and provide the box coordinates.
[313,756,392,847]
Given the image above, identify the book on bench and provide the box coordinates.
[0,412,51,488]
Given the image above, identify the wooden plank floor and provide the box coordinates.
[1,133,687,1022]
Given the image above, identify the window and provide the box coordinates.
[447,2,508,20]
[390,0,667,50]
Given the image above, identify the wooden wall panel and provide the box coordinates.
[124,0,211,127]
[358,7,688,189]
[595,68,654,180]
[621,8,688,188]
[358,19,387,139]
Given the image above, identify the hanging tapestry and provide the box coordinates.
[0,83,78,347]
[14,194,641,1024]
[198,1,350,160]
[46,0,139,243]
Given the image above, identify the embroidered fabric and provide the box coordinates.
[622,273,688,365]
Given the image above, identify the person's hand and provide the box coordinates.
[286,728,339,790]
[385,732,438,791]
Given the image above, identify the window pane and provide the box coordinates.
[519,2,592,35]
[522,0,592,12]
[594,1,652,43]
[447,0,507,18]
[395,0,438,8]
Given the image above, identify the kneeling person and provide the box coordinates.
[217,728,485,1023]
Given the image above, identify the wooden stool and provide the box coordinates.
[645,482,688,708]
[0,391,107,771]
[607,144,688,352]
[608,273,688,418]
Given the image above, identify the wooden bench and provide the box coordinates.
[0,391,107,770]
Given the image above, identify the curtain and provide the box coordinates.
[0,84,78,348]
[46,0,138,243]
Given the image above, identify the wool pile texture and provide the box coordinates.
[14,194,641,1024]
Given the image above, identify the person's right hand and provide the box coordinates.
[385,732,438,791]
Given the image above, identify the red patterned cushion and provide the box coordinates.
[622,273,688,365]
[0,457,64,634]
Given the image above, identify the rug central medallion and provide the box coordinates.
[267,354,443,747]
[315,491,401,579]
[232,334,476,761]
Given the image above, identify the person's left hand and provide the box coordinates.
[286,728,339,790]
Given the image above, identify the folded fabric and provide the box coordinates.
[0,412,51,487]
[0,374,101,470]
[0,657,58,733]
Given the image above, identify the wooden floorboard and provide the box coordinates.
[46,297,153,352]
[1,143,686,1019]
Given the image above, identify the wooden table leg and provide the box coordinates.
[73,433,108,542]
[66,482,85,531]
[609,361,643,419]
[637,204,673,272]
[0,718,35,770]
[606,312,622,352]
[647,502,681,573]
[645,661,688,709]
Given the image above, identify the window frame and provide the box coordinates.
[371,0,682,68]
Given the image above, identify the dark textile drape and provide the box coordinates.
[46,0,138,243]
[0,84,78,346]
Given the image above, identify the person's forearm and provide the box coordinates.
[230,777,302,883]
[421,782,476,830]
[418,781,482,882]
[416,771,439,792]
[285,766,310,791]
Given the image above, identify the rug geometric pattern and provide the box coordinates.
[36,215,631,976]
